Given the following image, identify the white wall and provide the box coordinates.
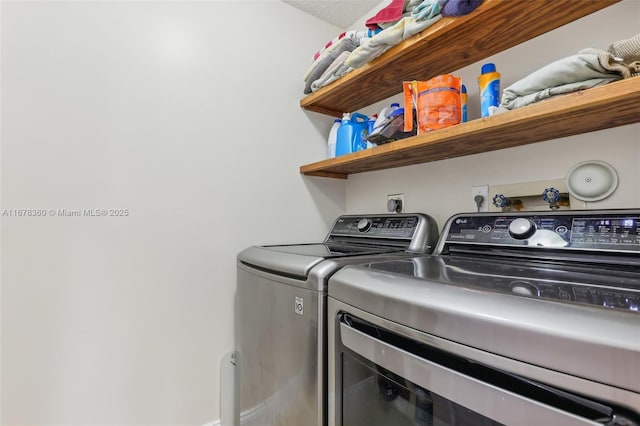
[1,1,343,424]
[345,0,640,229]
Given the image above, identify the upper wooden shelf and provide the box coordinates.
[300,77,640,179]
[300,0,621,117]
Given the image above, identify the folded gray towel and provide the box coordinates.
[500,53,620,111]
[304,38,359,94]
[310,51,353,92]
[500,33,640,111]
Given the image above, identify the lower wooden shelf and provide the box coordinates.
[300,77,640,179]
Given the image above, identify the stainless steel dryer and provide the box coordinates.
[328,209,640,426]
[236,213,438,426]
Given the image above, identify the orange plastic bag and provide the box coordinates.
[403,75,462,134]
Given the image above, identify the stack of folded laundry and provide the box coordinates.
[498,33,640,112]
[303,0,483,94]
[303,30,375,94]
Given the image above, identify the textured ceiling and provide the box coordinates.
[281,0,382,29]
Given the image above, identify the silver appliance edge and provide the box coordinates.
[328,209,640,426]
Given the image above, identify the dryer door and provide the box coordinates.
[332,312,638,426]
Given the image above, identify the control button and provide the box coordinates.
[482,225,492,233]
[509,218,536,239]
[555,225,568,234]
[357,218,372,232]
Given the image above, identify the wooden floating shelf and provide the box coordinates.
[300,0,620,117]
[300,77,640,179]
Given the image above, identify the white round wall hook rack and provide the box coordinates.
[565,160,619,202]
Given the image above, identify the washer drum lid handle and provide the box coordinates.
[566,160,618,202]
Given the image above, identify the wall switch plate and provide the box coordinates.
[387,193,404,213]
[471,185,489,212]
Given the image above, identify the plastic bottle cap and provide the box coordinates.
[481,63,496,74]
[334,118,341,122]
[461,84,467,93]
[391,103,400,108]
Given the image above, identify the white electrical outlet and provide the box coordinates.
[387,193,404,213]
[471,185,489,212]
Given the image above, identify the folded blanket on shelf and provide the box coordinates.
[347,0,444,69]
[412,0,444,20]
[312,30,378,61]
[310,51,353,92]
[301,0,484,93]
[366,0,480,31]
[366,0,437,30]
[304,38,360,94]
[441,0,482,16]
[499,55,622,111]
[499,33,640,111]
[366,0,406,30]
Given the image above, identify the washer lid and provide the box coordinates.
[566,160,618,202]
[261,243,402,257]
[238,245,325,279]
[238,243,403,279]
[328,262,640,394]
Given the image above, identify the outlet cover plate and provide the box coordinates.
[471,185,489,212]
[387,193,404,213]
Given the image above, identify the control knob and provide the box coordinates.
[509,218,536,239]
[357,218,372,232]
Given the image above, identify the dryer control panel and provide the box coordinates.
[330,215,419,239]
[440,210,640,253]
[327,213,439,253]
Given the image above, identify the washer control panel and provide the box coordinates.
[330,215,419,239]
[443,211,640,252]
[443,261,640,311]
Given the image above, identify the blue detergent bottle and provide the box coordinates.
[336,112,369,156]
[366,114,377,148]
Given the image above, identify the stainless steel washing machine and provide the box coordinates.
[328,210,640,426]
[236,213,438,426]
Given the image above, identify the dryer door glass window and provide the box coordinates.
[341,349,502,426]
